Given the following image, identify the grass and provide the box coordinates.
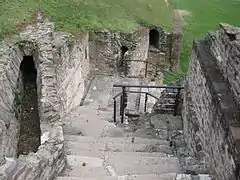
[0,0,172,40]
[171,0,240,73]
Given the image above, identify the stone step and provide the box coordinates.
[65,135,170,145]
[64,135,172,153]
[162,92,177,98]
[56,177,116,180]
[65,140,172,154]
[83,76,117,108]
[176,174,211,180]
[56,173,177,180]
[61,155,109,177]
[156,101,176,106]
[155,103,175,109]
[62,107,124,137]
[154,107,175,114]
[66,148,171,158]
[108,155,181,175]
[61,156,180,178]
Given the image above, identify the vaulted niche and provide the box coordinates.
[17,56,41,156]
[117,46,129,67]
[149,29,160,48]
[120,46,129,60]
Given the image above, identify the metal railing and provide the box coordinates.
[113,84,184,123]
[122,59,184,84]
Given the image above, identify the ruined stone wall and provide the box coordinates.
[89,28,149,77]
[0,19,65,179]
[89,30,119,74]
[207,23,240,106]
[183,24,240,180]
[54,33,90,115]
[128,28,149,77]
[170,31,182,71]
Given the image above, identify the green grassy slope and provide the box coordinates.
[0,0,172,40]
[171,0,240,72]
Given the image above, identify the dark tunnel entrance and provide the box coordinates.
[120,46,128,62]
[149,29,160,49]
[17,56,41,156]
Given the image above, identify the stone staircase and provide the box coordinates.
[55,75,210,180]
[153,88,178,115]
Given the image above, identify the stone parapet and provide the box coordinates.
[183,24,240,180]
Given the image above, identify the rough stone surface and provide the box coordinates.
[89,28,149,77]
[0,16,66,179]
[207,23,240,106]
[54,33,90,115]
[183,24,240,180]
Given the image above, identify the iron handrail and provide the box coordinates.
[113,90,159,123]
[112,85,183,123]
[113,92,123,100]
[124,59,183,79]
[113,84,184,89]
[146,92,158,100]
[126,90,159,99]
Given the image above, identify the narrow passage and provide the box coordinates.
[17,56,41,156]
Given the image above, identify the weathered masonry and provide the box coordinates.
[183,23,240,180]
[0,11,180,179]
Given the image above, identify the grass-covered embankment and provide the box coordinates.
[0,0,172,40]
[171,0,240,72]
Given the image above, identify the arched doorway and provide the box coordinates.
[117,46,129,67]
[149,29,160,48]
[17,56,41,156]
[120,46,129,61]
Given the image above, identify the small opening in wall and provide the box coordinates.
[226,33,236,41]
[118,46,129,67]
[149,29,159,48]
[120,46,128,60]
[17,56,41,157]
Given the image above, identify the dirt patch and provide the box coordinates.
[164,0,170,8]
[173,9,192,26]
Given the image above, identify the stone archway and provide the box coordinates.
[16,55,41,156]
[149,29,160,48]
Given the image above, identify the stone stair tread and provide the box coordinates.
[155,102,175,106]
[62,109,124,137]
[110,156,181,175]
[62,155,109,177]
[155,108,175,111]
[65,140,171,153]
[56,173,177,180]
[67,155,104,167]
[66,149,171,158]
[62,166,110,178]
[56,176,116,180]
[107,154,180,168]
[64,135,171,153]
[162,93,176,98]
[64,135,169,145]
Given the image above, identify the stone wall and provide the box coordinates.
[170,31,182,71]
[54,33,90,116]
[207,23,240,106]
[128,28,149,77]
[89,28,149,77]
[0,17,66,179]
[89,30,119,74]
[183,24,240,180]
